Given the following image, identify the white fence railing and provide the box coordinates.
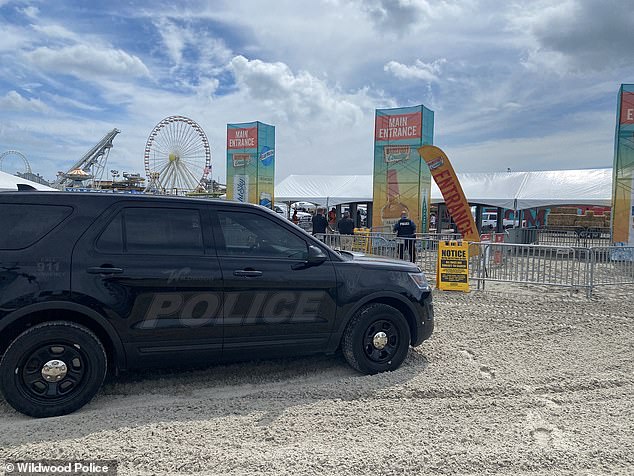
[315,233,634,296]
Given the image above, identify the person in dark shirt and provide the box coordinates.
[393,210,417,262]
[337,211,355,235]
[312,208,329,235]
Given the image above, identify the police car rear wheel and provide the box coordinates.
[0,321,107,418]
[342,303,410,374]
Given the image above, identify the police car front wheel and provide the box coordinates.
[341,303,411,374]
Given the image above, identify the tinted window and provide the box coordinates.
[0,204,72,249]
[96,213,123,253]
[97,207,204,255]
[218,211,307,259]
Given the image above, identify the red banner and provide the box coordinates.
[620,92,634,124]
[227,127,258,149]
[375,112,421,141]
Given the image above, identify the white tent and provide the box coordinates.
[275,168,613,209]
[0,170,57,191]
[275,174,373,206]
[432,172,528,210]
[512,169,612,209]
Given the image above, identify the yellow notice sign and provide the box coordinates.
[437,240,469,292]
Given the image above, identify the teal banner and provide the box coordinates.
[226,121,275,208]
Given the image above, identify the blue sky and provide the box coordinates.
[1,0,633,184]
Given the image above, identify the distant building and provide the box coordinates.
[15,171,51,186]
[94,172,146,192]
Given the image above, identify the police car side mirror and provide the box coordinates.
[307,245,328,264]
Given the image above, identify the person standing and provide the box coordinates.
[292,209,299,225]
[393,210,417,262]
[337,211,355,249]
[328,207,337,228]
[337,211,355,235]
[312,207,329,235]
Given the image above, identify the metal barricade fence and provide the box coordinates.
[590,246,634,288]
[314,232,634,296]
[468,242,591,292]
[314,233,396,257]
[315,232,461,274]
[535,228,578,246]
[314,233,349,250]
[536,227,611,247]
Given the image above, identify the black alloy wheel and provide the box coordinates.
[20,342,87,399]
[0,321,107,418]
[362,319,400,363]
[342,303,411,374]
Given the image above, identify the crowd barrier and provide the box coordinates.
[314,232,634,297]
[469,242,590,291]
[536,227,612,247]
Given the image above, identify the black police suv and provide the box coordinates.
[0,192,433,417]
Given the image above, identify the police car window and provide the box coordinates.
[0,204,72,250]
[125,208,203,254]
[217,211,307,259]
[98,208,203,255]
[96,212,123,253]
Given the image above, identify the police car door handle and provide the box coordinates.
[87,266,124,275]
[233,269,263,277]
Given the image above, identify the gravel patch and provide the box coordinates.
[1,286,633,475]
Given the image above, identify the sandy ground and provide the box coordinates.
[1,285,633,475]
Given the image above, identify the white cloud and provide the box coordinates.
[20,5,39,18]
[154,18,187,65]
[25,44,150,79]
[510,0,634,73]
[384,58,446,82]
[42,92,103,112]
[361,0,425,31]
[151,16,233,67]
[229,55,367,123]
[0,23,34,52]
[31,23,80,41]
[0,90,48,112]
[360,0,464,32]
[150,17,232,93]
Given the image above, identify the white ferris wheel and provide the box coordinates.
[143,115,211,194]
[0,150,31,175]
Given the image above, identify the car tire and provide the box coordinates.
[341,303,411,374]
[0,321,107,418]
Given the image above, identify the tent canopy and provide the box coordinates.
[275,174,373,206]
[275,168,612,209]
[0,170,58,192]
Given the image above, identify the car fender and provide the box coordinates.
[0,301,126,370]
[326,290,421,352]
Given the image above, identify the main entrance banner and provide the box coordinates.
[612,85,634,245]
[372,105,434,231]
[226,121,275,208]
